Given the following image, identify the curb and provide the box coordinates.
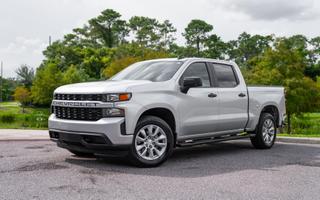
[277,136,320,145]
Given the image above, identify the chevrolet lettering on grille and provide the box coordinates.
[51,100,110,108]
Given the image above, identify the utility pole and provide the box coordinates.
[0,61,3,103]
[49,35,52,46]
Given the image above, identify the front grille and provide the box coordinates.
[53,106,103,121]
[54,93,103,101]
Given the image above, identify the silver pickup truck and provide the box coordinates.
[49,58,286,167]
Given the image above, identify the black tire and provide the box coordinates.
[250,113,277,149]
[68,150,94,157]
[128,115,174,167]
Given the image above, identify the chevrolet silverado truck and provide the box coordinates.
[49,58,286,167]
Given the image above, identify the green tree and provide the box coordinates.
[43,43,113,79]
[64,25,97,48]
[89,9,129,47]
[284,35,308,54]
[159,20,177,49]
[0,77,18,101]
[31,63,63,106]
[182,19,213,56]
[204,34,228,59]
[13,86,31,113]
[282,35,317,79]
[62,65,89,84]
[169,44,198,58]
[228,32,273,68]
[247,38,320,133]
[80,47,114,79]
[42,41,84,71]
[129,16,161,47]
[15,64,34,88]
[307,36,320,80]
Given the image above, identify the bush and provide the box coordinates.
[0,113,16,123]
[31,63,63,106]
[13,86,31,107]
[22,112,48,128]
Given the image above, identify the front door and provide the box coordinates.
[178,62,220,137]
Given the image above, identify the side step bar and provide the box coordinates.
[177,134,250,147]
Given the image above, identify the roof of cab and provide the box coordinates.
[143,57,236,66]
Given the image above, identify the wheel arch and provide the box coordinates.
[137,107,177,145]
[259,104,280,127]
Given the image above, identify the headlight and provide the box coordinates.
[102,93,132,102]
[102,108,124,117]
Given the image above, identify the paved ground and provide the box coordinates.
[0,129,48,140]
[0,140,320,200]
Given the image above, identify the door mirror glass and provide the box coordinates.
[181,77,202,93]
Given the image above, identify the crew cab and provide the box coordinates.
[49,58,286,167]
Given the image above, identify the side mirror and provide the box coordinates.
[181,77,202,93]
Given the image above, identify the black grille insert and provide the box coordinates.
[54,93,103,101]
[53,106,103,121]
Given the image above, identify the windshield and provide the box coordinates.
[110,61,184,82]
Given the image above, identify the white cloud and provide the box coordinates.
[215,0,318,21]
[16,37,42,46]
[0,36,46,77]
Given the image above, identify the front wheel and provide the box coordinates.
[128,116,174,167]
[250,113,277,149]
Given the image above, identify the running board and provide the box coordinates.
[177,134,250,147]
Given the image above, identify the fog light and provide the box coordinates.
[102,108,124,117]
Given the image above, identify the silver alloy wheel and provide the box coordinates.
[262,119,275,144]
[135,124,167,161]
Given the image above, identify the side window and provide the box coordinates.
[212,64,238,88]
[180,63,210,87]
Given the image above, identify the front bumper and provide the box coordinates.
[48,114,133,152]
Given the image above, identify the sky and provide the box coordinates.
[1,0,320,78]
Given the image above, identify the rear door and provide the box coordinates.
[208,63,248,132]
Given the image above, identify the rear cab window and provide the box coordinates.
[209,63,238,88]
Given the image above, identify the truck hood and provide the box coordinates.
[54,80,152,94]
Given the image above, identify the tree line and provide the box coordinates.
[1,9,320,132]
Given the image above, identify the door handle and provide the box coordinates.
[238,93,246,97]
[208,93,217,98]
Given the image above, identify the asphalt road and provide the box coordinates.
[0,140,320,200]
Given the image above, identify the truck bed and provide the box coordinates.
[246,86,286,131]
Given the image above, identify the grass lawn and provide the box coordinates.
[0,102,50,129]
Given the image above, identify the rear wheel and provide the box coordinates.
[250,113,276,149]
[128,116,174,167]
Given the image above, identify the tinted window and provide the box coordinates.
[111,61,184,82]
[212,64,238,87]
[180,63,210,87]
